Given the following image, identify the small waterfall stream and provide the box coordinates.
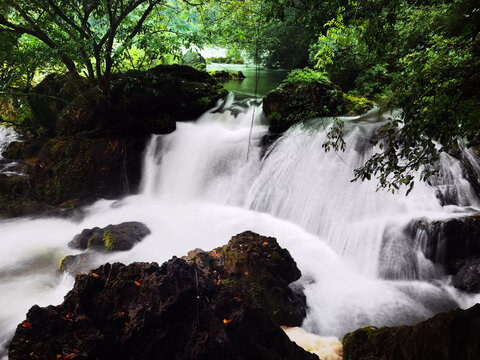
[1,95,480,357]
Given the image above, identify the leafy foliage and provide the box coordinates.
[283,68,330,85]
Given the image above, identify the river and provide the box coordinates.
[1,69,480,358]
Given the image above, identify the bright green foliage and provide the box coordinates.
[0,0,207,87]
[351,0,480,192]
[284,68,330,85]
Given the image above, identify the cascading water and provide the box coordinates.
[1,94,480,358]
[0,126,19,175]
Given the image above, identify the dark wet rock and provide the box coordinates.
[182,51,207,71]
[452,257,480,293]
[28,136,146,205]
[27,73,91,137]
[407,215,480,275]
[342,303,480,360]
[186,231,306,327]
[263,80,345,133]
[68,222,151,251]
[9,255,317,360]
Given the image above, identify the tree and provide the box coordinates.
[310,0,480,193]
[0,0,205,90]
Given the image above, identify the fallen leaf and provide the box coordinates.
[91,273,99,278]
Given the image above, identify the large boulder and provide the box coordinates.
[263,69,374,133]
[263,76,345,133]
[186,231,306,327]
[27,73,90,137]
[342,304,480,360]
[9,252,317,359]
[58,65,227,138]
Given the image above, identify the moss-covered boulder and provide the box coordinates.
[186,231,306,327]
[342,304,480,360]
[68,222,151,252]
[208,70,246,81]
[263,69,374,133]
[26,136,145,205]
[58,65,227,137]
[27,73,90,137]
[263,71,345,133]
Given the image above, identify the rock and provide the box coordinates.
[68,221,151,251]
[182,50,207,71]
[26,136,147,205]
[27,73,90,137]
[9,257,318,360]
[342,303,480,360]
[452,257,480,292]
[208,70,246,81]
[263,80,345,133]
[186,231,306,327]
[407,215,480,275]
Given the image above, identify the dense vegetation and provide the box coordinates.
[0,0,478,192]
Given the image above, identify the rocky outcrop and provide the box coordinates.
[263,80,345,133]
[0,65,228,217]
[342,303,480,360]
[186,231,306,327]
[407,215,480,273]
[69,222,151,251]
[208,70,246,81]
[9,232,317,360]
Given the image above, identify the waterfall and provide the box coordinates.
[1,95,480,358]
[0,126,19,174]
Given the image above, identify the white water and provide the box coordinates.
[1,96,480,357]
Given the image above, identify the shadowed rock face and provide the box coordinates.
[407,215,480,292]
[9,232,317,360]
[342,304,480,360]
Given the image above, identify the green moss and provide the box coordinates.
[344,94,374,115]
[103,230,115,251]
[284,68,330,85]
[58,256,68,271]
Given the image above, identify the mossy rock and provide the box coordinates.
[343,304,480,360]
[208,70,246,81]
[343,94,374,115]
[68,221,151,252]
[263,79,346,133]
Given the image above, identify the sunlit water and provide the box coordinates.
[1,95,480,358]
